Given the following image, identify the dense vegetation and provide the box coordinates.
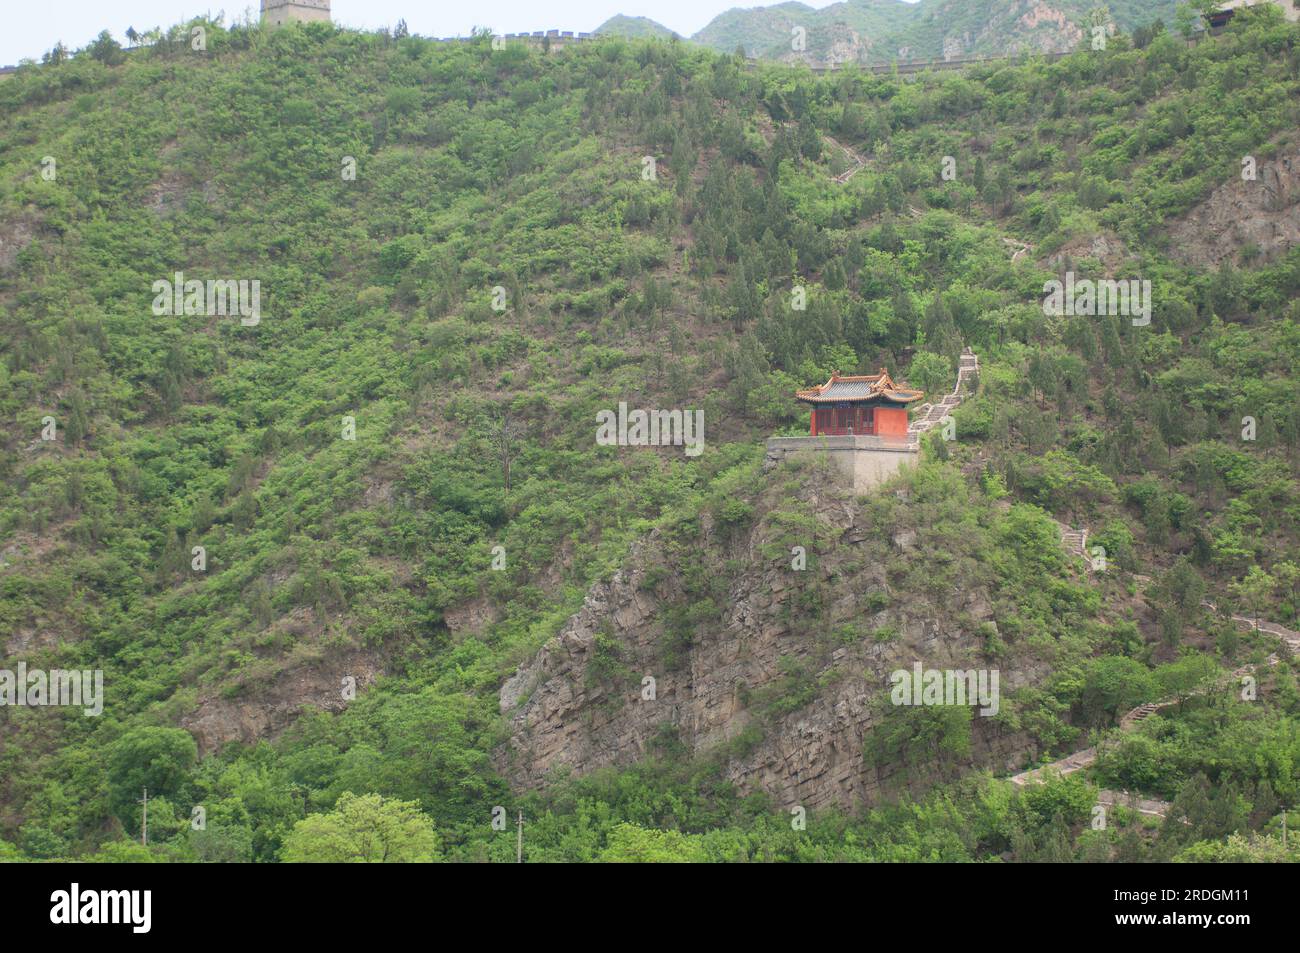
[1,5,1298,861]
[609,0,1187,63]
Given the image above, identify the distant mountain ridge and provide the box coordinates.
[594,14,682,41]
[598,0,1185,65]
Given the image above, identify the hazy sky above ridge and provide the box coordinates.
[0,0,925,64]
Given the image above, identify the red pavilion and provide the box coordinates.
[795,369,923,437]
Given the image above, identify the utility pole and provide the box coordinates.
[1283,809,1288,849]
[516,810,523,864]
[139,788,148,846]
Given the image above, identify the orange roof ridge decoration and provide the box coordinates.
[794,367,924,405]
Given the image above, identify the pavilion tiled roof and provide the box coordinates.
[794,369,924,405]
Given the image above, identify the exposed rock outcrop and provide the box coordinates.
[1042,231,1134,274]
[0,217,35,274]
[181,648,382,754]
[1167,148,1300,266]
[498,476,1053,810]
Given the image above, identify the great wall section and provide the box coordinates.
[1007,546,1300,820]
[908,348,979,447]
[2,8,1283,846]
[0,24,1227,78]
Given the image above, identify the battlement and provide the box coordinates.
[432,31,596,45]
[261,0,331,28]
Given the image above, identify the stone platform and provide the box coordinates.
[764,434,918,493]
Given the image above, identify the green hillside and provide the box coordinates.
[1,7,1299,862]
[691,0,1185,62]
[595,14,682,40]
[691,1,889,59]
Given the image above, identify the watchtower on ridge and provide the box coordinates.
[261,0,331,28]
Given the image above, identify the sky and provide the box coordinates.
[0,0,923,66]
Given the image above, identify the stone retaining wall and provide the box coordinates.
[764,435,918,493]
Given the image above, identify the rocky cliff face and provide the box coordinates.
[604,0,1174,66]
[1168,146,1300,266]
[498,466,1055,810]
[690,0,1118,66]
[180,645,382,754]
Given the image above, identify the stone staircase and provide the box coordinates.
[1010,592,1299,817]
[825,136,866,184]
[1119,701,1162,730]
[907,348,978,448]
[1002,236,1032,264]
[1057,525,1088,557]
[1203,600,1300,654]
[1096,790,1174,820]
[1010,746,1097,787]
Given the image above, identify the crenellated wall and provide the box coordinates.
[261,0,331,28]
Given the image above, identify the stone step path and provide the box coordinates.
[1096,790,1173,819]
[1011,749,1173,817]
[1010,747,1097,787]
[1119,701,1163,730]
[907,348,978,447]
[1000,434,1300,823]
[1009,589,1298,819]
[824,136,866,184]
[1203,600,1300,653]
[1002,236,1032,264]
[1059,528,1087,556]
